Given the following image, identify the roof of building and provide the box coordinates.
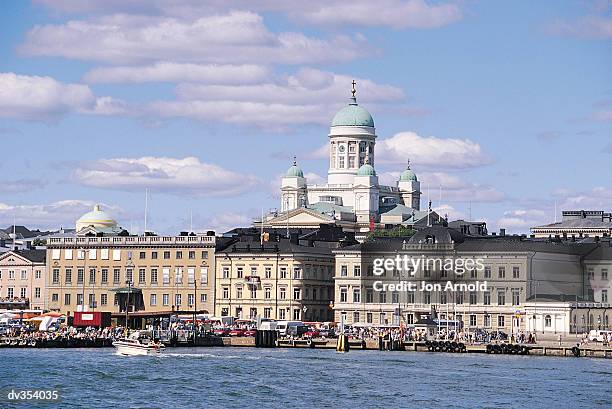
[532,218,612,229]
[357,163,376,176]
[331,97,374,127]
[5,249,46,263]
[285,160,304,178]
[410,226,465,244]
[76,204,117,227]
[309,202,354,215]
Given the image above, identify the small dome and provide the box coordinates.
[331,98,374,127]
[76,204,117,231]
[285,158,304,177]
[400,168,417,182]
[400,160,417,182]
[357,163,376,176]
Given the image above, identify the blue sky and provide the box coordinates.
[0,0,610,234]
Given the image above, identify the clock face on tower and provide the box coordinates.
[338,145,346,153]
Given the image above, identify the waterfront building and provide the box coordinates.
[531,210,612,238]
[45,206,216,317]
[333,225,608,334]
[258,84,440,240]
[0,249,46,310]
[215,226,355,321]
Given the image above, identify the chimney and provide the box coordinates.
[500,228,506,237]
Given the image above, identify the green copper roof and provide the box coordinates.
[286,164,304,177]
[331,98,374,127]
[400,168,417,182]
[357,163,376,176]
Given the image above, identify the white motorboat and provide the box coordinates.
[113,331,165,356]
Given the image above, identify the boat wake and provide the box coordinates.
[160,352,261,360]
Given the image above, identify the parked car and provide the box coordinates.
[319,328,336,338]
[287,324,309,338]
[243,329,257,337]
[229,329,245,337]
[303,330,320,338]
[213,328,231,337]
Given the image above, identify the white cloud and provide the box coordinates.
[83,62,270,84]
[547,15,612,39]
[72,156,261,196]
[0,200,121,231]
[20,12,369,65]
[33,0,463,29]
[592,109,612,121]
[376,132,492,169]
[556,186,612,209]
[203,211,253,234]
[433,204,466,221]
[497,209,550,233]
[0,72,125,120]
[147,68,404,129]
[419,172,505,203]
[0,179,47,193]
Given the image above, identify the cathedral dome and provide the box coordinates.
[400,160,417,182]
[400,168,417,182]
[331,100,374,127]
[285,160,304,177]
[357,163,376,176]
[76,204,117,231]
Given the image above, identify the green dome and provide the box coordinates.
[400,168,417,182]
[286,164,304,177]
[357,163,376,176]
[331,99,374,127]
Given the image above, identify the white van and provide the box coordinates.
[588,330,612,342]
[258,321,278,331]
[275,321,304,336]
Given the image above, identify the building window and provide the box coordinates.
[469,315,477,327]
[150,294,157,306]
[339,156,345,168]
[407,292,415,304]
[89,268,96,284]
[293,267,301,279]
[353,288,361,303]
[340,265,348,277]
[354,265,361,277]
[348,156,355,168]
[423,268,430,278]
[498,266,505,278]
[440,292,447,304]
[126,268,133,283]
[65,268,72,284]
[250,288,257,299]
[113,269,120,284]
[237,267,243,279]
[545,315,552,328]
[280,288,286,299]
[200,293,207,303]
[236,287,243,299]
[188,294,195,306]
[189,251,196,260]
[175,268,183,284]
[151,269,158,284]
[200,267,208,284]
[176,251,182,259]
[470,269,477,279]
[152,251,158,259]
[392,291,399,304]
[293,309,301,320]
[264,308,271,319]
[512,266,520,279]
[497,291,505,305]
[602,290,608,303]
[202,251,208,259]
[101,269,108,284]
[76,293,83,306]
[456,292,464,304]
[222,267,230,279]
[20,288,26,298]
[280,267,287,279]
[484,266,491,279]
[353,311,360,323]
[484,314,491,327]
[293,287,301,300]
[52,268,60,284]
[470,291,477,305]
[7,288,14,298]
[484,291,491,305]
[175,294,182,308]
[587,268,594,279]
[139,251,146,260]
[264,287,271,299]
[498,315,505,327]
[379,291,387,303]
[64,293,70,305]
[340,288,347,302]
[602,269,608,280]
[512,289,520,306]
[265,267,272,279]
[20,270,27,280]
[139,268,146,283]
[366,289,373,303]
[100,293,107,305]
[423,291,431,304]
[278,309,286,320]
[164,251,171,260]
[163,294,169,306]
[35,287,41,298]
[35,270,41,279]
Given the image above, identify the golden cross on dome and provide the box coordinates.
[351,80,356,97]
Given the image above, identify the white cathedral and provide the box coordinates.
[261,83,437,238]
